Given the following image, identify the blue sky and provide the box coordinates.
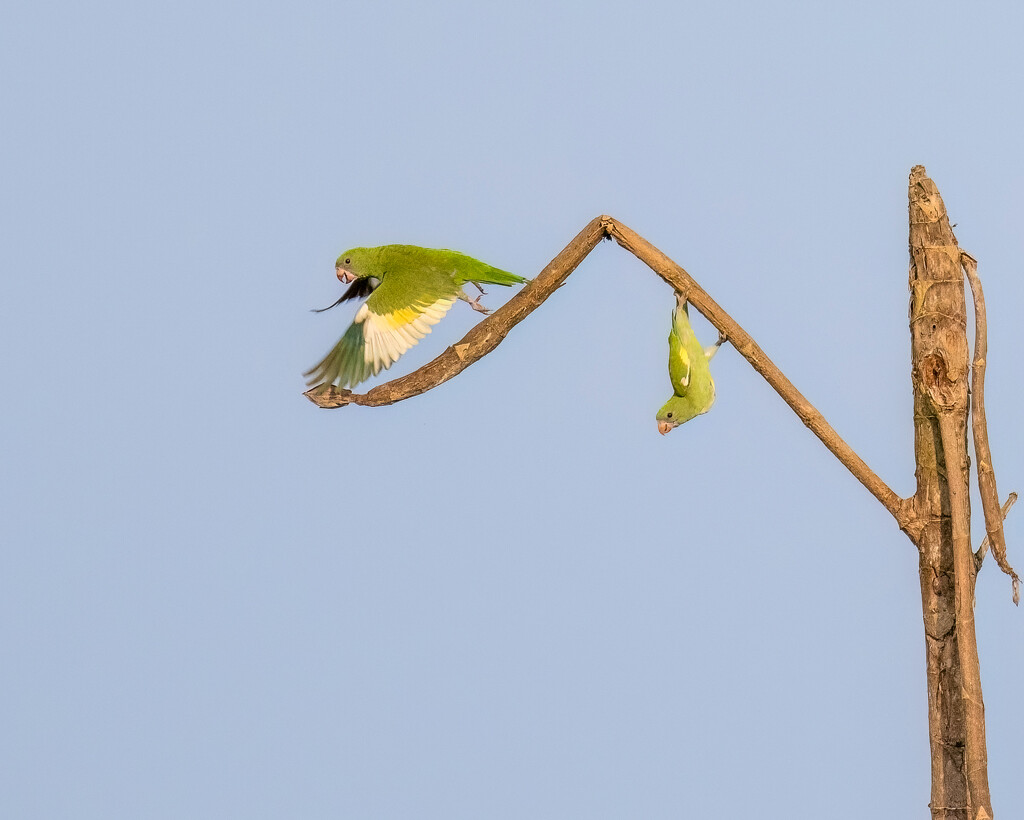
[2,1,1022,817]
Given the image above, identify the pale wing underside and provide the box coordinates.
[359,296,456,375]
[304,296,456,388]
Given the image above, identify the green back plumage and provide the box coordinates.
[367,248,458,313]
[389,246,526,288]
[342,246,525,306]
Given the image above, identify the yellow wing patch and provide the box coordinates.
[357,296,456,375]
[676,345,691,389]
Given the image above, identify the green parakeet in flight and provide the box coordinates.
[656,293,725,435]
[304,245,528,389]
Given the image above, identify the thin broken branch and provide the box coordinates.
[305,216,907,529]
[962,252,1019,604]
[977,491,1018,564]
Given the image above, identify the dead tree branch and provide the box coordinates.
[977,492,1018,568]
[603,220,907,526]
[305,216,906,527]
[961,253,1020,604]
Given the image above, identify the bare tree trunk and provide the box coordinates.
[908,166,992,820]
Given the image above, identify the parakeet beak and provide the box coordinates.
[657,420,675,436]
[336,266,355,284]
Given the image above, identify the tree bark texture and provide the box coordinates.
[908,166,991,820]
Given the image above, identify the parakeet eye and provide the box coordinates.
[345,258,351,264]
[666,412,673,418]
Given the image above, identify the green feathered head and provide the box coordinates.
[335,247,376,283]
[656,396,701,435]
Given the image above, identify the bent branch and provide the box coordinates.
[977,492,1018,568]
[305,216,906,527]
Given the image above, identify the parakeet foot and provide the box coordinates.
[460,293,492,314]
[705,332,728,361]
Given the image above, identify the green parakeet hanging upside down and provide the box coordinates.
[656,293,725,435]
[304,245,528,389]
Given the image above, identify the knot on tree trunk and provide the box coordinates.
[920,352,959,411]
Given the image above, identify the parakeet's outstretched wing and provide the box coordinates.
[303,281,457,388]
[303,320,375,388]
